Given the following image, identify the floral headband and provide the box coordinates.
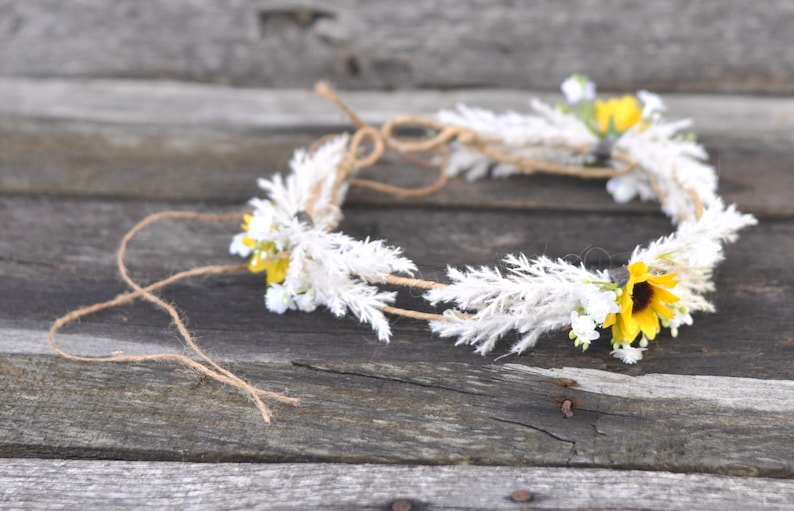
[50,75,756,422]
[230,75,755,363]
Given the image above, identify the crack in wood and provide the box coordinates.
[488,416,577,447]
[291,360,490,397]
[575,406,626,418]
[0,255,71,268]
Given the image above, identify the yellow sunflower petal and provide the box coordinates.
[627,261,649,277]
[648,272,679,288]
[651,287,679,304]
[651,301,675,319]
[619,312,641,342]
[619,287,634,314]
[610,324,623,345]
[635,308,660,339]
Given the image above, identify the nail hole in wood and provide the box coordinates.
[346,54,361,76]
[257,8,335,37]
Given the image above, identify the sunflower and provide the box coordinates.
[594,95,643,136]
[602,261,679,346]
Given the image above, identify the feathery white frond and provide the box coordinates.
[438,100,597,180]
[615,121,717,222]
[426,255,608,354]
[631,200,757,312]
[257,135,349,231]
[280,227,415,341]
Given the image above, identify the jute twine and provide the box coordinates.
[48,211,299,423]
[49,83,704,424]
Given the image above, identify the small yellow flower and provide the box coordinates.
[241,213,289,285]
[248,251,289,285]
[603,261,679,345]
[594,95,643,135]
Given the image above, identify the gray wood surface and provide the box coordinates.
[3,460,794,511]
[1,75,793,506]
[2,196,791,375]
[1,192,792,474]
[1,78,793,217]
[2,1,794,93]
[3,352,794,475]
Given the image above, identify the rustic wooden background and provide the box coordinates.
[2,1,794,509]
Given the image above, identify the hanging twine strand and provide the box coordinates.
[49,210,300,423]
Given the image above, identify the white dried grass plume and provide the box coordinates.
[437,99,597,180]
[426,255,608,354]
[283,228,417,341]
[633,200,757,313]
[257,135,349,231]
[616,120,717,222]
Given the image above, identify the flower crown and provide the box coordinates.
[49,74,759,424]
[229,75,757,365]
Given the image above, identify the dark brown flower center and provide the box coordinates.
[631,281,653,314]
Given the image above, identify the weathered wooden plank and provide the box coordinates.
[0,195,791,471]
[4,78,793,140]
[512,365,794,413]
[1,354,793,476]
[1,79,793,215]
[2,460,794,511]
[1,195,789,376]
[2,1,794,94]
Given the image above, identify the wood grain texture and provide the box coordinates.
[2,4,792,501]
[5,78,794,140]
[0,195,791,473]
[2,354,794,476]
[1,78,793,217]
[3,460,794,511]
[2,196,790,376]
[2,1,794,93]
